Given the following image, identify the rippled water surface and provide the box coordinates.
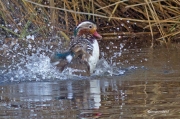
[1,38,180,118]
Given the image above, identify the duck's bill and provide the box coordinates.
[93,31,102,39]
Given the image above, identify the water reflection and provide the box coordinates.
[0,80,105,118]
[90,80,101,109]
[1,75,180,118]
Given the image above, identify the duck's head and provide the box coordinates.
[74,21,102,40]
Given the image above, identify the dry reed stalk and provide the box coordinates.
[125,0,165,8]
[101,32,158,36]
[91,0,95,21]
[97,0,128,11]
[63,0,69,32]
[50,0,56,25]
[145,5,154,47]
[22,0,177,23]
[72,0,78,24]
[145,0,165,42]
[21,0,49,35]
[66,0,78,23]
[108,2,119,22]
[0,0,180,45]
[157,31,180,41]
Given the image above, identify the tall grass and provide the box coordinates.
[0,0,180,46]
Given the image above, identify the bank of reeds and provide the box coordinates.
[0,0,180,46]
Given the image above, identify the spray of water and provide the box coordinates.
[0,37,126,82]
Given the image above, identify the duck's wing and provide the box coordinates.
[51,55,90,76]
[63,57,90,76]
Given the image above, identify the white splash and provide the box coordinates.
[94,59,125,76]
[11,53,65,81]
[26,35,35,40]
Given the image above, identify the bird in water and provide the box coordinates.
[51,21,102,76]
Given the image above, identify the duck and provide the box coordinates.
[51,21,102,76]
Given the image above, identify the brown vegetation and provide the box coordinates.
[0,0,180,46]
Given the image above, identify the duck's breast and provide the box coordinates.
[88,40,99,73]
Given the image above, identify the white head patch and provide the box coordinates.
[77,21,94,28]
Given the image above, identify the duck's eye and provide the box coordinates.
[89,25,92,29]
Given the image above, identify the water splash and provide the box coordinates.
[15,53,62,80]
[1,55,125,82]
[0,38,65,82]
[94,59,125,76]
[1,53,66,82]
[0,38,127,82]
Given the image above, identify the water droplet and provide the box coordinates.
[106,47,109,49]
[14,28,18,33]
[118,36,121,39]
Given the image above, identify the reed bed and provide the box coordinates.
[0,0,180,46]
